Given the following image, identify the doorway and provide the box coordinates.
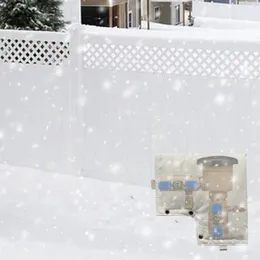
[81,6,109,27]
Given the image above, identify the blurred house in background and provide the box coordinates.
[81,0,141,28]
[142,0,192,27]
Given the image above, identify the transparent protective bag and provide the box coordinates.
[152,153,248,249]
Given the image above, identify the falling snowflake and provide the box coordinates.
[77,96,87,107]
[122,86,136,98]
[214,93,225,105]
[173,79,182,92]
[16,124,23,133]
[5,109,12,117]
[88,127,94,133]
[55,66,64,77]
[251,100,258,106]
[140,226,152,237]
[109,163,122,174]
[162,240,173,249]
[103,80,112,90]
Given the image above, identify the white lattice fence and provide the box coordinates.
[83,44,260,79]
[0,30,70,66]
[79,27,260,80]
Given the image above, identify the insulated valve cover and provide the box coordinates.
[154,154,248,249]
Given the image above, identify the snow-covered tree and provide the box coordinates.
[0,0,65,31]
[35,0,66,32]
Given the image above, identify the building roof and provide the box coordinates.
[81,0,127,7]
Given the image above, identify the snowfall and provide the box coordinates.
[1,2,260,260]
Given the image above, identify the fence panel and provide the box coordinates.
[1,25,260,187]
[0,29,73,174]
[74,25,260,186]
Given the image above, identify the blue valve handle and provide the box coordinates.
[158,180,199,191]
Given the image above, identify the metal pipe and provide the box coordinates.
[182,2,185,26]
[109,6,113,27]
[147,0,150,30]
[139,0,142,29]
[126,2,128,28]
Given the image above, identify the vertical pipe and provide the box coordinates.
[182,2,185,26]
[116,4,119,28]
[147,0,150,30]
[139,0,142,29]
[185,191,193,210]
[125,2,128,28]
[109,6,113,27]
[209,193,228,239]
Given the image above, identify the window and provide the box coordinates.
[128,10,132,28]
[154,6,160,21]
[175,5,180,25]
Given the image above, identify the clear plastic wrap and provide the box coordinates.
[153,154,248,249]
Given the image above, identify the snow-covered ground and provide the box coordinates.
[0,164,259,259]
[141,13,190,31]
[141,20,181,31]
[194,17,260,30]
[141,17,260,32]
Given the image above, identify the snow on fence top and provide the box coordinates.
[79,25,260,80]
[0,30,70,66]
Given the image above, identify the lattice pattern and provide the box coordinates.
[0,38,69,65]
[83,43,260,79]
